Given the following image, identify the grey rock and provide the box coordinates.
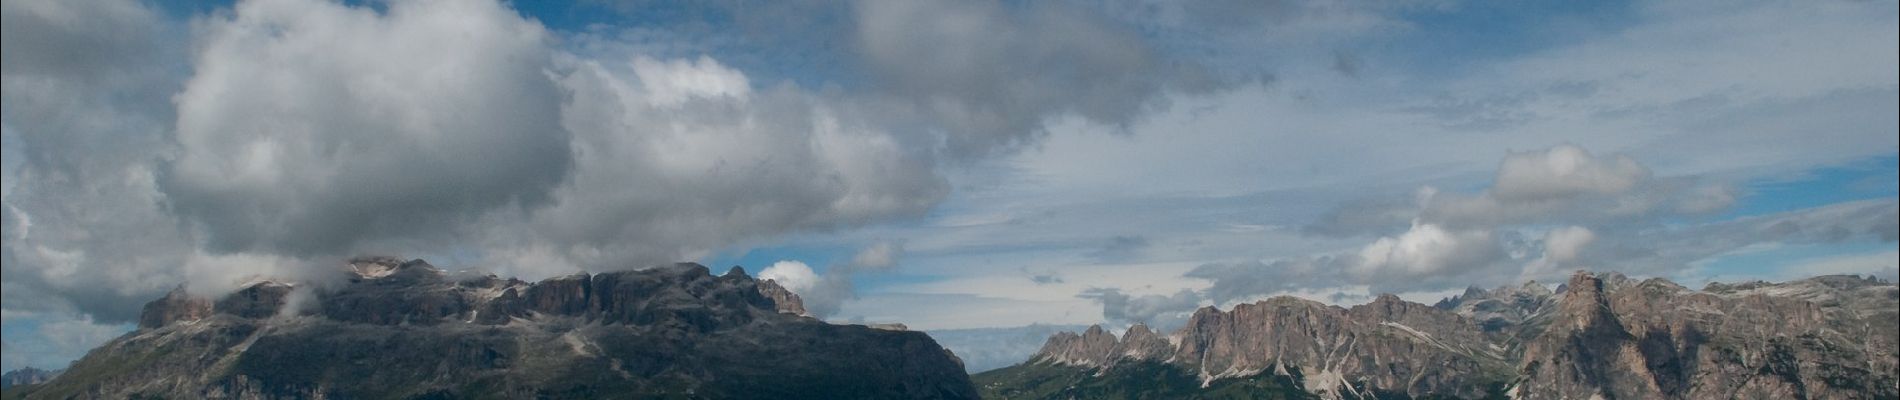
[757,278,809,316]
[1001,271,1899,399]
[20,260,977,400]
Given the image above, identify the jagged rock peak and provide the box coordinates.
[1519,279,1552,296]
[756,278,808,316]
[995,271,1899,400]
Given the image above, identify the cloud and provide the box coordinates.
[1077,287,1202,328]
[926,324,1090,373]
[1415,145,1736,231]
[852,0,1228,157]
[1492,145,1650,201]
[849,241,901,270]
[760,260,850,318]
[1187,258,1346,306]
[1351,222,1503,279]
[161,0,571,257]
[1778,249,1898,281]
[2,0,189,323]
[758,260,819,295]
[1156,145,1894,307]
[1541,226,1595,264]
[1084,235,1152,263]
[753,242,908,318]
[2,0,950,324]
[498,54,945,273]
[1605,199,1899,278]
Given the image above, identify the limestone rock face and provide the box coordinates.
[136,286,213,329]
[994,271,1899,400]
[22,260,978,400]
[756,278,809,316]
[1513,272,1900,399]
[1434,280,1557,333]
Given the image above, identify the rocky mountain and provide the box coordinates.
[977,271,1899,399]
[1,368,60,389]
[7,258,977,400]
[926,325,1094,374]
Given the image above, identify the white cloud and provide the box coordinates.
[504,54,945,276]
[1542,226,1596,264]
[1492,145,1649,201]
[629,55,751,106]
[1353,221,1501,277]
[848,241,901,270]
[759,260,819,295]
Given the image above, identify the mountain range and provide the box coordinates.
[976,271,1899,399]
[5,263,1895,399]
[2,258,977,399]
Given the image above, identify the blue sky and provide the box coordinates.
[2,0,1896,371]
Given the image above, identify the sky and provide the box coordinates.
[1,0,1896,372]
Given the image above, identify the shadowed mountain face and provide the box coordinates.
[978,272,1899,400]
[11,259,977,400]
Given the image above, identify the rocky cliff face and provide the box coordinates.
[1514,272,1899,399]
[1025,295,1512,399]
[983,271,1899,400]
[14,259,976,400]
[755,277,809,316]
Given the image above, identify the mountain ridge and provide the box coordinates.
[979,271,1899,399]
[11,258,978,400]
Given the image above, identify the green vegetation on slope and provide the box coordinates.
[973,361,1513,400]
[972,361,1313,400]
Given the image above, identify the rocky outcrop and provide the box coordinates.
[1512,272,1900,399]
[1434,279,1556,333]
[988,271,1899,399]
[757,278,809,316]
[136,286,213,329]
[1027,296,1511,399]
[19,260,977,400]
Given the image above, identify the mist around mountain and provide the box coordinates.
[978,271,1899,400]
[927,325,1092,374]
[3,258,977,400]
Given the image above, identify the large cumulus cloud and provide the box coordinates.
[2,0,189,322]
[493,57,943,273]
[162,0,571,256]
